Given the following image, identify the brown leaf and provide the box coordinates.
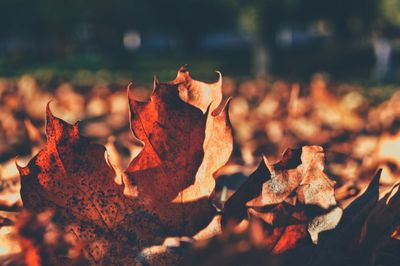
[18,105,134,264]
[247,146,337,209]
[18,67,233,264]
[223,146,341,254]
[125,66,232,238]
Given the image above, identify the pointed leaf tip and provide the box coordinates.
[261,154,269,166]
[15,158,29,176]
[370,168,382,191]
[45,101,57,137]
[175,65,191,84]
[127,82,136,104]
[45,101,55,121]
[179,64,188,73]
[215,70,223,85]
[153,75,159,86]
[15,159,22,171]
[152,76,159,95]
[127,82,133,89]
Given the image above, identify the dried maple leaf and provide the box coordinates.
[223,146,342,253]
[18,105,133,264]
[124,66,232,238]
[17,67,233,264]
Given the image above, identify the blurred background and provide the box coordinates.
[1,0,400,82]
[1,0,400,262]
[1,1,400,188]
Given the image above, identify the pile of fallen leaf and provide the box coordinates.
[0,66,400,265]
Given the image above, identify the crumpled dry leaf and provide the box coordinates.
[246,146,336,209]
[223,146,342,253]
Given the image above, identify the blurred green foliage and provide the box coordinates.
[381,0,400,28]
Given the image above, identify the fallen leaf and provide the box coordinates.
[18,67,233,264]
[125,66,232,239]
[223,146,341,253]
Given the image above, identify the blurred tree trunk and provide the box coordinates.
[253,41,268,77]
[239,5,271,77]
